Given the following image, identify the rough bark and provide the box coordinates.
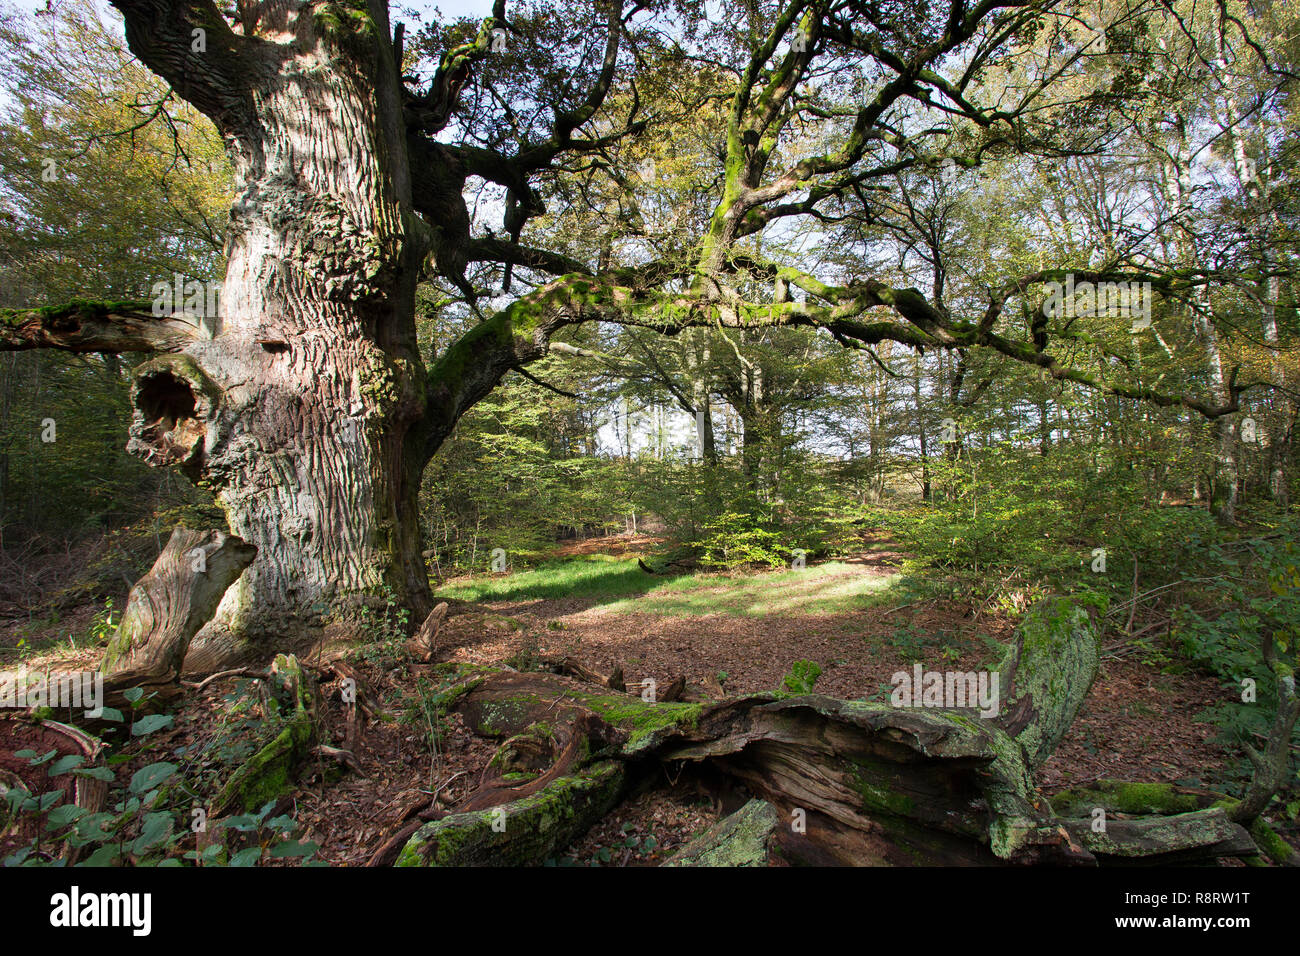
[396,761,626,867]
[1060,808,1258,864]
[993,597,1100,769]
[99,528,255,705]
[406,602,449,662]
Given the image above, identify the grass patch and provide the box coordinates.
[434,556,690,603]
[435,557,901,617]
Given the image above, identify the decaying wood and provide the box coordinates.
[993,597,1099,768]
[543,656,690,703]
[98,528,256,707]
[406,602,450,662]
[607,664,626,692]
[396,762,626,867]
[1059,808,1259,864]
[391,598,1261,867]
[544,655,609,685]
[0,717,108,864]
[664,799,781,866]
[209,654,318,817]
[659,675,687,703]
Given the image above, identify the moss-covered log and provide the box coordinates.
[1060,808,1257,864]
[1049,779,1206,818]
[664,799,782,867]
[395,761,626,866]
[391,598,1268,866]
[210,655,318,816]
[994,597,1100,769]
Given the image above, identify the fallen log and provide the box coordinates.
[993,596,1099,769]
[393,598,1260,866]
[395,762,626,866]
[1059,808,1258,864]
[209,654,317,816]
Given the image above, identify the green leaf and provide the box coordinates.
[122,687,144,703]
[73,767,115,782]
[45,803,86,828]
[75,845,121,867]
[129,762,177,795]
[130,714,174,737]
[268,840,319,858]
[228,847,263,867]
[48,754,85,775]
[131,812,174,855]
[97,706,125,723]
[73,812,118,840]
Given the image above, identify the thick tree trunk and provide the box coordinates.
[120,11,438,670]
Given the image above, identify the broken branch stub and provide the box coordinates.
[994,597,1100,770]
[100,528,256,699]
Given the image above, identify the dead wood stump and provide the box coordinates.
[99,528,255,707]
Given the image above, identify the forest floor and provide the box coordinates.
[400,532,1238,864]
[0,532,1258,866]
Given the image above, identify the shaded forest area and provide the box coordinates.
[0,0,1297,870]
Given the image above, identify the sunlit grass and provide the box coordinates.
[434,555,688,602]
[435,556,901,616]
